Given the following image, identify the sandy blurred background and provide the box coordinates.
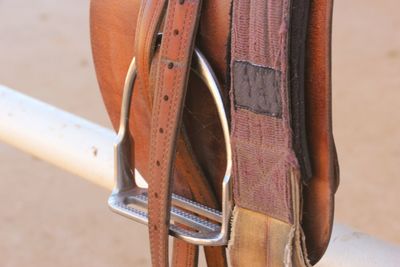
[0,0,399,266]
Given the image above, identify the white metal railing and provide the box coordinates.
[1,84,399,267]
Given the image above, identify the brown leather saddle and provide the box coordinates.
[90,0,339,266]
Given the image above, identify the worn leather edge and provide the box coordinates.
[302,0,338,264]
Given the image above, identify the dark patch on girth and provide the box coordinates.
[233,61,282,117]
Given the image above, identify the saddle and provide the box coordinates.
[90,0,339,266]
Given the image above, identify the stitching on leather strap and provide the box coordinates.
[134,1,202,266]
[147,0,203,266]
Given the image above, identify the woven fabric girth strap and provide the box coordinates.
[227,0,311,266]
[146,0,202,266]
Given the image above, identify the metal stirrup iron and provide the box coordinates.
[108,48,233,246]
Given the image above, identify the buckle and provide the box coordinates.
[108,48,233,246]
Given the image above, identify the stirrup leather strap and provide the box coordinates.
[147,0,202,266]
[134,1,199,267]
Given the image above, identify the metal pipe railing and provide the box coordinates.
[1,84,399,266]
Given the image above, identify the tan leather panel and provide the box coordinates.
[90,0,150,174]
[198,1,231,86]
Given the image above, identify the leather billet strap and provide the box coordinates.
[144,0,203,266]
